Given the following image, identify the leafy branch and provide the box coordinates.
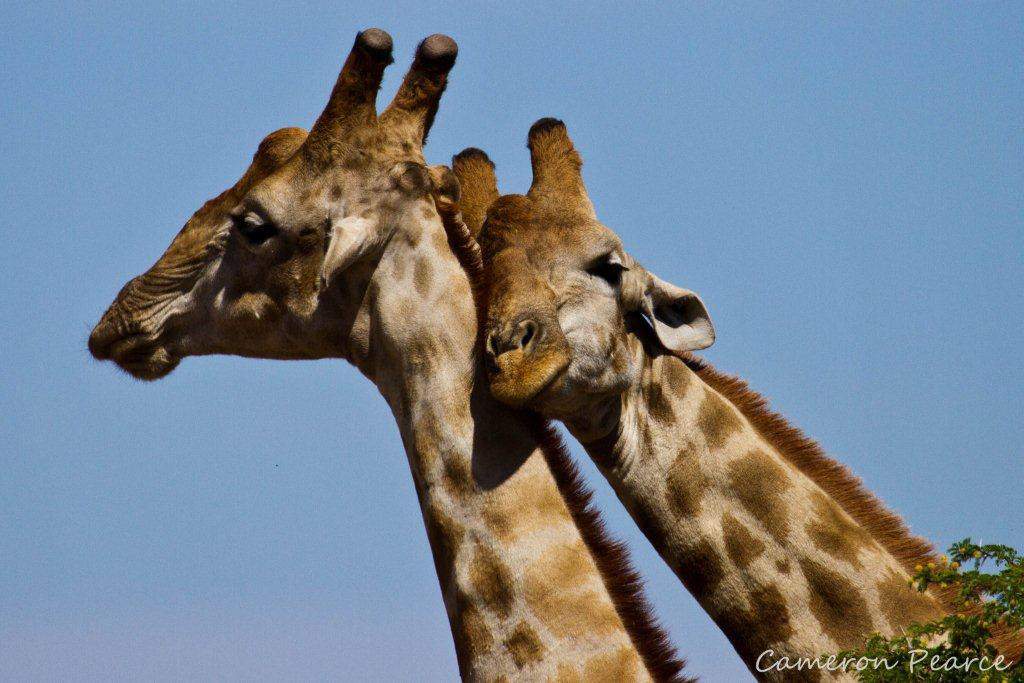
[834,539,1023,682]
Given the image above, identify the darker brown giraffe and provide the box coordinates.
[89,34,687,681]
[454,119,1024,680]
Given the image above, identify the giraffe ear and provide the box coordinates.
[428,164,460,207]
[641,273,715,353]
[320,215,377,290]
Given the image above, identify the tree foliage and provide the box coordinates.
[835,539,1023,682]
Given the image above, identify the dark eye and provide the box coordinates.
[235,214,278,246]
[587,255,628,286]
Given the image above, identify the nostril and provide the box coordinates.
[486,331,500,359]
[486,320,542,361]
[519,320,537,350]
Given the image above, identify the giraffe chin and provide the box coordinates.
[109,337,180,381]
[488,346,570,409]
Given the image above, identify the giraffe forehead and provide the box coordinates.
[535,214,619,255]
[251,144,420,206]
[494,226,622,279]
[486,195,616,257]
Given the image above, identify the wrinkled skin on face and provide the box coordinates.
[459,120,715,418]
[89,30,460,381]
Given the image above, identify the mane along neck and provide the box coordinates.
[676,351,1024,661]
[435,200,689,681]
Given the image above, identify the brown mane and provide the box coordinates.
[434,195,690,682]
[680,352,1024,661]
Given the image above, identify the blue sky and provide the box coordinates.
[2,2,1021,681]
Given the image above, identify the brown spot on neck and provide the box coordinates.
[442,455,476,497]
[722,513,766,570]
[673,539,725,599]
[876,570,943,632]
[523,579,621,641]
[728,449,792,545]
[696,389,742,449]
[665,442,708,519]
[798,557,873,648]
[469,544,516,619]
[544,542,594,588]
[646,380,677,425]
[805,490,873,569]
[643,354,695,426]
[714,583,811,680]
[504,622,545,669]
[661,353,696,394]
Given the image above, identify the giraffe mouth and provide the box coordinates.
[488,345,570,408]
[92,332,180,381]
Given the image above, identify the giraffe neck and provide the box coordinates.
[350,220,681,681]
[568,338,956,680]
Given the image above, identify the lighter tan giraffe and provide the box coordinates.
[88,35,688,681]
[456,119,1024,681]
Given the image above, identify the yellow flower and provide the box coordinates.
[915,564,923,572]
[927,562,936,569]
[951,561,960,569]
[973,550,982,558]
[940,554,948,563]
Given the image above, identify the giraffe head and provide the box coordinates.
[89,30,460,380]
[463,119,715,416]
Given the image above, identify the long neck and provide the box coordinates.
[352,225,683,680]
[571,338,971,679]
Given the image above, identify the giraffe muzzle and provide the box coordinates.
[485,318,571,408]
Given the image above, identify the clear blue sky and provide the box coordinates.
[2,2,1021,681]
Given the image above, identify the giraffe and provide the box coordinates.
[456,119,1024,680]
[87,35,688,681]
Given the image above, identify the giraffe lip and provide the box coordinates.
[488,348,570,407]
[531,362,568,399]
[101,334,179,380]
[106,333,158,361]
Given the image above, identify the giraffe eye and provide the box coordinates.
[588,255,628,286]
[234,213,278,246]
